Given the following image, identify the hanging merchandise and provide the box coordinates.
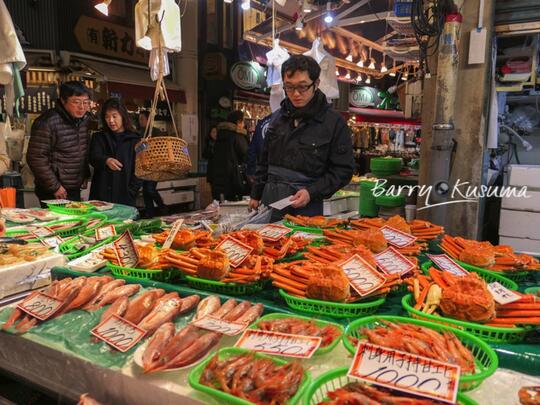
[303,37,339,100]
[265,39,289,112]
[135,0,182,81]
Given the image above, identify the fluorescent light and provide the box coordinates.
[224,0,233,3]
[295,19,304,30]
[94,0,111,16]
[303,0,312,13]
[241,0,250,10]
[324,2,333,23]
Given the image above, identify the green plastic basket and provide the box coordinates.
[303,367,478,405]
[185,275,265,296]
[4,229,40,243]
[47,202,96,216]
[524,286,539,295]
[83,213,108,231]
[402,294,530,344]
[188,347,311,405]
[249,313,344,356]
[421,260,518,290]
[279,289,385,319]
[284,221,325,235]
[375,194,406,208]
[107,263,178,283]
[343,315,498,391]
[46,218,90,238]
[456,259,532,284]
[59,234,115,260]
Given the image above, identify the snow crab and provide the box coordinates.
[284,214,345,228]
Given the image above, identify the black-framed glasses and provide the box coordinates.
[283,82,315,94]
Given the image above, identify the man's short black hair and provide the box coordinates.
[59,81,91,101]
[227,110,244,124]
[281,55,321,82]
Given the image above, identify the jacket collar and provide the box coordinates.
[55,100,89,128]
[217,121,248,135]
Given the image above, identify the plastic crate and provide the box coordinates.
[185,275,266,296]
[47,202,96,216]
[343,315,498,391]
[107,263,179,283]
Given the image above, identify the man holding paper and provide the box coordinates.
[249,55,353,219]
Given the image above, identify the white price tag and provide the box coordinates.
[374,247,415,276]
[17,292,64,321]
[380,226,417,248]
[215,236,254,267]
[41,199,72,205]
[191,316,248,336]
[257,224,291,241]
[427,254,468,277]
[348,343,460,404]
[113,230,139,268]
[292,231,322,240]
[162,219,184,249]
[40,235,63,248]
[488,282,521,305]
[90,314,146,352]
[338,254,387,296]
[235,329,321,359]
[31,226,54,238]
[95,225,117,241]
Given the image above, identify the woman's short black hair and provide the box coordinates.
[59,81,91,101]
[281,55,321,82]
[227,110,244,124]
[100,98,135,133]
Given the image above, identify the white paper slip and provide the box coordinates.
[488,282,521,305]
[269,195,294,210]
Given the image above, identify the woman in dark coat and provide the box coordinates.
[210,111,249,201]
[89,98,142,206]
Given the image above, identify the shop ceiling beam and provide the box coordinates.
[336,12,393,28]
[495,21,540,35]
[335,0,371,20]
[377,31,397,44]
[331,26,384,52]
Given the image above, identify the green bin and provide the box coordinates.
[359,180,378,217]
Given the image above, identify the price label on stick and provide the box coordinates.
[427,254,468,277]
[191,316,248,336]
[375,247,415,276]
[380,226,417,248]
[162,219,184,249]
[348,343,460,404]
[488,282,521,305]
[235,329,322,359]
[91,314,146,352]
[257,224,291,241]
[95,225,117,241]
[338,254,387,296]
[32,226,54,239]
[113,230,139,268]
[17,292,64,321]
[215,236,254,267]
[40,235,63,249]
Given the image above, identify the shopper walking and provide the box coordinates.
[210,111,249,201]
[203,124,218,190]
[89,98,142,206]
[249,55,354,219]
[138,110,166,217]
[27,81,91,205]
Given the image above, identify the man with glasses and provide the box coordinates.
[250,55,353,219]
[27,81,92,204]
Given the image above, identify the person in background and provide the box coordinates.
[203,125,218,191]
[27,81,91,205]
[89,98,142,206]
[249,55,354,219]
[138,110,166,217]
[210,111,249,201]
[246,114,271,186]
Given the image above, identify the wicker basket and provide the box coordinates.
[135,136,192,181]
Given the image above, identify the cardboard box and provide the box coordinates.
[499,209,540,239]
[499,236,540,256]
[501,189,540,212]
[507,165,540,189]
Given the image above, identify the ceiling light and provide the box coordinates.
[345,71,351,80]
[241,0,251,10]
[389,61,396,76]
[365,76,371,84]
[94,0,111,16]
[368,59,376,70]
[224,0,233,3]
[335,69,340,76]
[295,18,304,30]
[346,54,353,62]
[324,2,333,23]
[360,20,365,23]
[357,60,364,68]
[389,71,396,77]
[303,0,312,13]
[380,54,387,73]
[356,74,363,83]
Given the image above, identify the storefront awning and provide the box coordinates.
[78,59,186,104]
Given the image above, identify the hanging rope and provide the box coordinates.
[272,0,276,44]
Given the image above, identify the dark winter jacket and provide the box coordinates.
[210,122,249,199]
[251,89,354,203]
[246,114,271,176]
[89,130,142,206]
[27,102,90,193]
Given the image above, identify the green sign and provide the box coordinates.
[349,86,381,108]
[230,61,265,90]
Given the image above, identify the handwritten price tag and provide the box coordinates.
[338,254,387,296]
[17,292,64,321]
[40,235,63,248]
[488,282,521,305]
[258,224,291,241]
[162,219,184,249]
[427,254,468,277]
[348,343,460,404]
[292,231,322,240]
[191,316,248,336]
[215,237,254,267]
[235,329,322,359]
[113,230,139,268]
[32,226,54,238]
[90,314,146,352]
[380,226,417,248]
[95,225,117,241]
[374,247,415,276]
